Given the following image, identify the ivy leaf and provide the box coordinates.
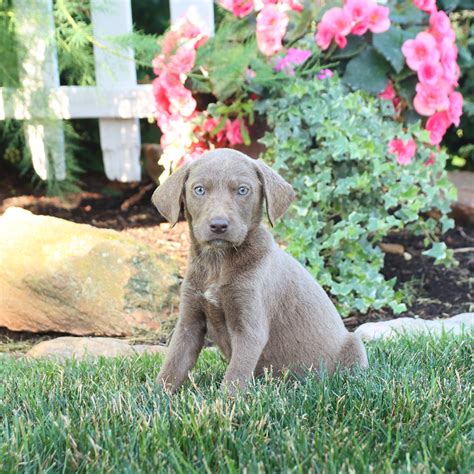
[373,26,406,73]
[422,242,449,264]
[343,47,390,94]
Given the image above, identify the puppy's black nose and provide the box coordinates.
[210,217,229,234]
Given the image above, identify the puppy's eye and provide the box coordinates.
[194,185,206,196]
[237,185,250,196]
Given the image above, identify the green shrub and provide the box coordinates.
[258,75,457,316]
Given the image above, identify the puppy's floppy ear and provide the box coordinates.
[151,164,190,226]
[256,160,295,226]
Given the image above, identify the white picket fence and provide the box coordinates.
[0,0,214,182]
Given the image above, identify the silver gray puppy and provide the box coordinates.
[152,148,368,392]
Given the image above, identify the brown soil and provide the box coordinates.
[0,170,472,343]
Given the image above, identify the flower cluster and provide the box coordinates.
[219,0,302,56]
[152,16,250,171]
[315,0,390,50]
[402,8,463,145]
[152,16,207,169]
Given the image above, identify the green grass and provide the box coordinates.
[0,333,472,473]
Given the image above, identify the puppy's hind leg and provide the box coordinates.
[338,333,369,370]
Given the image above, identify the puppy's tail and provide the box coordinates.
[338,333,369,370]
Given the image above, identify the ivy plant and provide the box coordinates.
[258,75,456,316]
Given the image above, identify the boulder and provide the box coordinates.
[0,207,179,336]
[355,313,473,341]
[26,336,167,361]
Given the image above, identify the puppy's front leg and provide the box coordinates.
[222,297,268,393]
[157,285,206,392]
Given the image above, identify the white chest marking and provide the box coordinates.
[203,283,220,307]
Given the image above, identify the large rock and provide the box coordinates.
[26,337,167,361]
[0,207,179,336]
[355,313,473,341]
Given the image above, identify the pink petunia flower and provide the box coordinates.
[388,138,417,165]
[425,111,451,145]
[424,152,436,166]
[166,47,196,75]
[256,5,289,56]
[413,0,437,13]
[275,48,311,74]
[378,80,396,100]
[429,11,456,43]
[316,68,334,80]
[225,119,246,145]
[448,92,463,127]
[402,32,439,71]
[315,22,335,50]
[440,39,459,85]
[417,60,443,86]
[219,0,254,18]
[315,7,352,50]
[413,81,450,116]
[366,4,390,33]
[344,0,369,35]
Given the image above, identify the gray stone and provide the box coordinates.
[26,336,167,361]
[355,313,473,341]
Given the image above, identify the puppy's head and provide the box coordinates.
[152,149,295,248]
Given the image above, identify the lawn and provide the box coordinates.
[0,333,472,473]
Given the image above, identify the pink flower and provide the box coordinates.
[448,92,463,127]
[167,47,196,75]
[316,7,352,50]
[429,11,456,43]
[367,4,390,33]
[440,39,459,85]
[378,80,396,100]
[275,48,311,74]
[168,84,197,117]
[417,60,443,86]
[402,32,439,71]
[425,111,451,145]
[424,152,436,166]
[225,119,246,145]
[315,22,335,50]
[413,0,437,14]
[344,0,369,35]
[203,117,226,142]
[219,0,254,18]
[388,138,417,165]
[316,68,334,80]
[256,5,289,56]
[413,82,450,116]
[284,0,304,12]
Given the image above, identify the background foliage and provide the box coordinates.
[259,75,456,315]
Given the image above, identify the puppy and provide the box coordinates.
[152,149,368,392]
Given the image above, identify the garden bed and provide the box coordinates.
[0,168,472,346]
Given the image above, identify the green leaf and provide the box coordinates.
[422,242,448,263]
[373,26,406,73]
[240,120,251,146]
[398,75,418,104]
[332,36,366,60]
[389,2,426,24]
[342,47,390,94]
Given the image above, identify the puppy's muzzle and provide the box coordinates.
[209,217,229,235]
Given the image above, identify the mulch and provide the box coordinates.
[0,168,472,340]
